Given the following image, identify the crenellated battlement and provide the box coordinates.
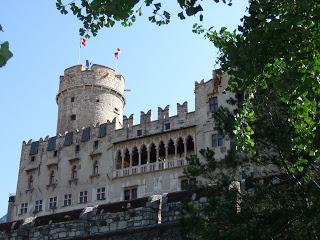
[23,99,196,155]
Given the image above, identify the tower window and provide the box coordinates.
[137,129,142,136]
[75,145,80,153]
[165,123,171,130]
[53,150,58,157]
[209,97,218,112]
[212,134,223,147]
[71,97,75,102]
[30,156,35,162]
[94,140,99,149]
[71,114,76,121]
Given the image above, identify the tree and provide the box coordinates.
[57,0,320,238]
[0,25,13,68]
[56,0,231,37]
[181,0,320,239]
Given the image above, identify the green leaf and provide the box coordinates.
[0,41,13,67]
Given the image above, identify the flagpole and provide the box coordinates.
[78,45,81,64]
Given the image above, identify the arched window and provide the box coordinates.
[123,149,130,168]
[132,147,139,166]
[177,137,184,157]
[141,145,148,165]
[167,139,175,157]
[186,135,195,153]
[158,141,166,161]
[149,143,157,163]
[28,175,33,189]
[93,161,99,175]
[115,150,122,170]
[71,166,77,179]
[49,171,55,185]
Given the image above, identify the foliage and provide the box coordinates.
[56,0,232,37]
[181,0,320,239]
[0,41,13,67]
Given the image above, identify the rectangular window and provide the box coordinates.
[137,129,142,136]
[212,134,224,148]
[70,114,76,120]
[47,136,56,151]
[81,127,91,142]
[79,191,88,203]
[35,200,43,212]
[64,132,73,146]
[71,97,75,102]
[20,203,28,215]
[98,123,107,138]
[209,97,218,112]
[49,196,57,209]
[64,194,72,206]
[97,187,106,201]
[31,156,35,162]
[53,150,58,157]
[94,140,99,149]
[30,141,39,155]
[165,123,171,130]
[75,145,80,153]
[124,187,138,201]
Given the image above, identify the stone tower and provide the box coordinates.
[56,64,125,134]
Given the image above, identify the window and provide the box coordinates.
[93,161,99,176]
[177,137,185,157]
[98,123,107,138]
[97,187,106,200]
[96,99,100,102]
[212,135,223,147]
[132,147,139,166]
[94,140,99,149]
[49,171,55,185]
[71,166,77,179]
[47,136,56,151]
[209,97,218,112]
[140,145,147,165]
[137,129,142,136]
[123,149,130,168]
[79,191,88,203]
[30,141,39,155]
[81,127,91,142]
[149,143,157,163]
[158,141,166,160]
[64,194,72,206]
[71,97,75,102]
[49,197,57,209]
[30,156,35,162]
[115,150,122,170]
[165,123,171,130]
[53,150,58,157]
[20,203,28,215]
[35,200,43,212]
[168,139,175,157]
[75,145,80,153]
[28,175,33,189]
[124,187,137,201]
[70,114,76,121]
[186,135,195,153]
[64,132,73,146]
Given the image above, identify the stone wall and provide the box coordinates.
[0,192,201,240]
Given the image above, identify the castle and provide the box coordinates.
[6,64,232,222]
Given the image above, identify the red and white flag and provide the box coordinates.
[80,37,87,48]
[114,48,121,60]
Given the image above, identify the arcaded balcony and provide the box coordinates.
[113,135,195,178]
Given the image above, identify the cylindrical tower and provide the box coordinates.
[56,64,125,134]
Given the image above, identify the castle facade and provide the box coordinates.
[7,64,232,222]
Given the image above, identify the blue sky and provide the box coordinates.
[0,0,248,217]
